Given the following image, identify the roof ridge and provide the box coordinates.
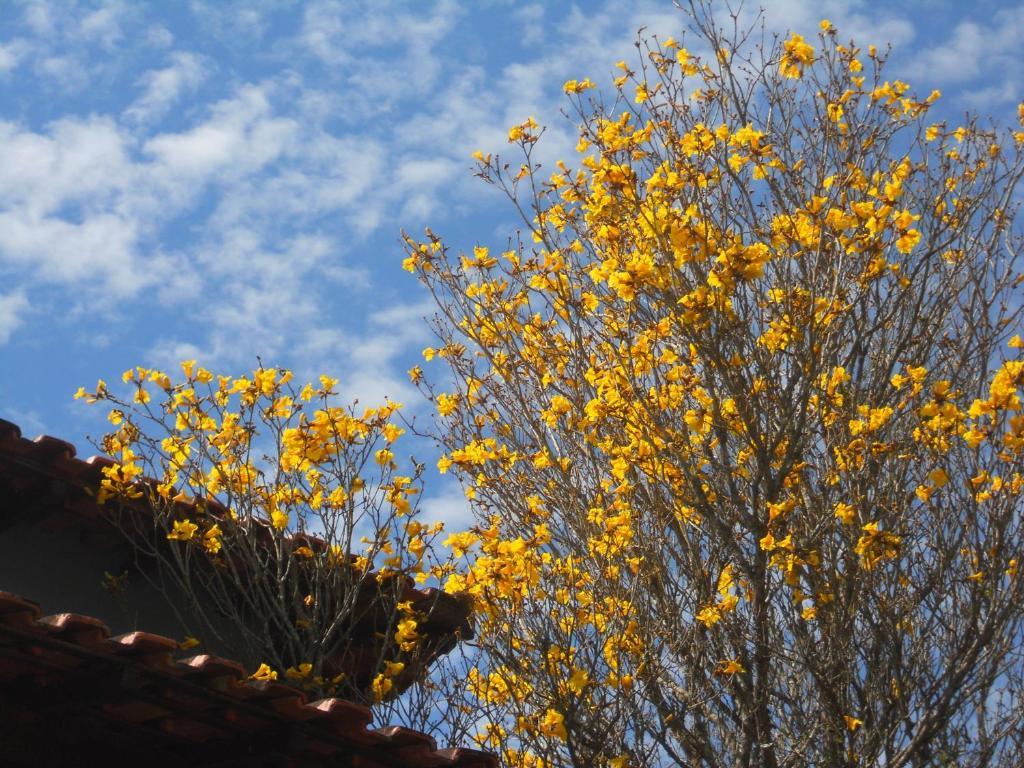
[0,589,496,767]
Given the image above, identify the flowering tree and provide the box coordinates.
[75,366,470,728]
[405,4,1024,767]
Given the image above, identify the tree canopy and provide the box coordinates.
[81,3,1024,766]
[403,4,1024,766]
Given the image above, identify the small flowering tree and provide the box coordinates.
[405,4,1024,767]
[76,365,465,719]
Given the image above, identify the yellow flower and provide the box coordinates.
[696,604,722,627]
[538,708,567,740]
[567,668,590,693]
[715,658,745,675]
[834,502,856,525]
[854,521,902,569]
[844,715,863,731]
[371,661,406,702]
[563,78,595,94]
[167,519,199,542]
[395,618,419,651]
[780,33,815,78]
[382,423,404,443]
[250,663,278,682]
[676,48,698,76]
[436,393,459,417]
[285,662,314,681]
[443,530,478,557]
[271,509,289,530]
[895,228,922,253]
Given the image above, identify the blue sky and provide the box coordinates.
[2,0,1023,524]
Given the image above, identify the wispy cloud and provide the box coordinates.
[0,40,29,75]
[125,52,207,125]
[899,5,1024,107]
[0,0,1019,434]
[419,478,473,530]
[143,84,297,180]
[0,290,28,344]
[76,1,128,50]
[0,115,151,296]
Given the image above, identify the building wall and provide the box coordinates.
[0,516,192,639]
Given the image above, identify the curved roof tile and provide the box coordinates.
[0,591,495,767]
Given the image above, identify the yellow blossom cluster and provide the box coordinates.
[76,362,455,703]
[400,13,1024,764]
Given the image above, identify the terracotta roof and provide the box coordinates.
[0,590,494,767]
[0,418,495,766]
[0,416,473,644]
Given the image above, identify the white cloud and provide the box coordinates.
[0,116,158,298]
[513,4,546,46]
[125,52,207,125]
[717,0,914,46]
[10,1,146,90]
[0,290,28,344]
[0,40,29,74]
[899,6,1024,106]
[337,301,436,407]
[419,479,474,531]
[382,1,688,219]
[143,227,367,377]
[0,406,48,439]
[23,3,55,38]
[78,2,126,50]
[186,0,277,44]
[146,122,242,173]
[144,25,175,49]
[199,129,390,238]
[904,20,985,83]
[146,339,208,373]
[143,85,297,179]
[0,211,146,296]
[296,0,462,115]
[0,116,133,216]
